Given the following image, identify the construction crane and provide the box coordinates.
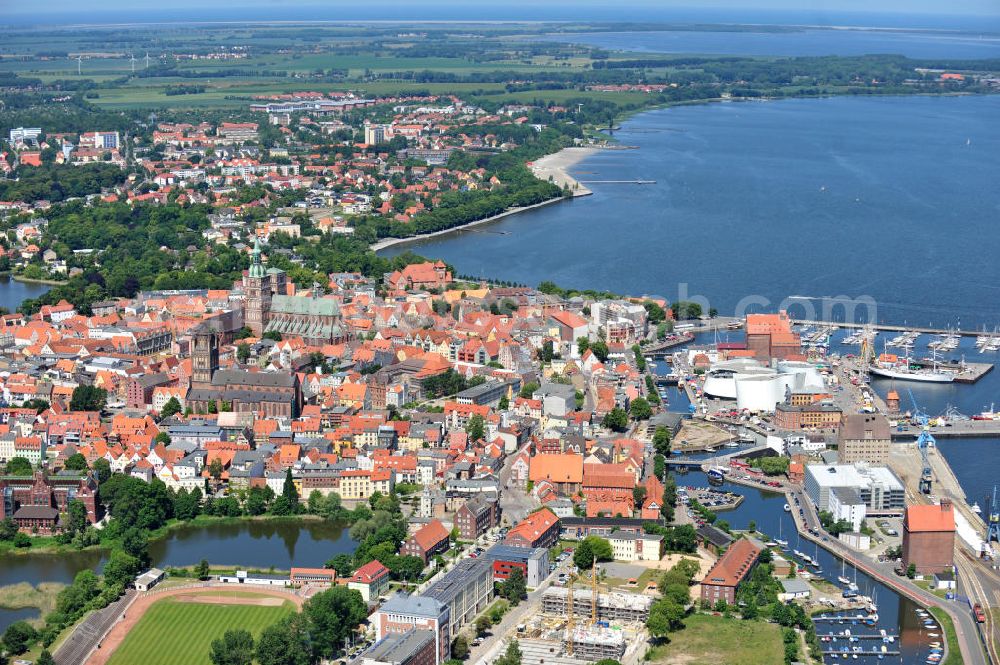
[565,572,577,656]
[907,388,935,494]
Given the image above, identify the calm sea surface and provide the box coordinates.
[382,94,1000,329]
[539,28,1000,59]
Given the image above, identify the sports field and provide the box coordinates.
[104,590,296,665]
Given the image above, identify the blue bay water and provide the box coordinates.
[382,94,1000,329]
[539,28,1000,59]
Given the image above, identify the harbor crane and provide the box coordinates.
[906,388,935,494]
[987,485,1000,545]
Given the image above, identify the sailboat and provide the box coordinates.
[838,558,851,586]
[776,519,789,549]
[811,542,822,573]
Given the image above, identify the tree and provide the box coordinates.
[590,340,609,362]
[256,617,311,665]
[630,397,652,420]
[103,549,141,588]
[271,468,301,516]
[160,396,182,419]
[602,407,628,433]
[70,385,107,412]
[37,649,56,665]
[208,458,223,483]
[573,536,613,569]
[196,559,211,580]
[92,458,111,484]
[906,563,917,579]
[652,426,672,456]
[495,640,521,665]
[632,486,647,509]
[236,343,251,364]
[502,566,526,605]
[465,413,485,442]
[475,614,492,637]
[302,586,368,659]
[210,629,255,665]
[646,598,685,638]
[577,336,590,356]
[452,635,470,660]
[64,453,88,471]
[4,456,32,476]
[2,621,37,654]
[67,499,88,535]
[325,553,354,577]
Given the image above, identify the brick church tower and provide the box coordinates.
[245,238,271,336]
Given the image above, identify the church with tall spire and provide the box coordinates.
[244,238,271,336]
[240,238,344,344]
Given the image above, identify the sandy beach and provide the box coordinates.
[529,146,598,197]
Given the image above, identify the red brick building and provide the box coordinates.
[504,508,560,549]
[125,373,171,409]
[0,471,99,532]
[902,501,955,574]
[745,312,802,361]
[401,519,450,564]
[455,497,498,541]
[699,538,762,606]
[773,402,842,430]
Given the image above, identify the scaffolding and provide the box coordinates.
[541,587,652,623]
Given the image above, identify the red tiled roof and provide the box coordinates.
[703,538,761,588]
[506,508,558,543]
[905,502,955,533]
[410,519,449,552]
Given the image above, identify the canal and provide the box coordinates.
[0,519,356,631]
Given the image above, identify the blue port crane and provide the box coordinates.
[906,388,935,493]
[987,485,1000,544]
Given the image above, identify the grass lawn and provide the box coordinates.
[646,614,785,665]
[106,594,295,665]
[928,607,965,665]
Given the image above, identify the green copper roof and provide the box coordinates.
[248,237,266,279]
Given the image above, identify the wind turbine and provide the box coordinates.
[144,52,150,69]
[75,55,83,75]
[130,53,137,73]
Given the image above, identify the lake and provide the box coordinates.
[539,28,1000,59]
[0,519,355,631]
[0,276,50,313]
[381,94,1000,329]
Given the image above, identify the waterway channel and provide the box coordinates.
[678,471,938,665]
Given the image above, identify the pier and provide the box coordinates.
[794,318,992,337]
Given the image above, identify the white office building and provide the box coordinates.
[804,464,905,515]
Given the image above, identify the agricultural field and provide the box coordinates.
[105,591,296,665]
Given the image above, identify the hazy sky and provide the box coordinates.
[4,0,999,17]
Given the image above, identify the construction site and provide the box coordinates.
[503,579,652,665]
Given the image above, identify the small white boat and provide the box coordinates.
[783,503,791,512]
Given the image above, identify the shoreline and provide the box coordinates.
[371,194,571,253]
[10,274,66,286]
[371,146,598,254]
